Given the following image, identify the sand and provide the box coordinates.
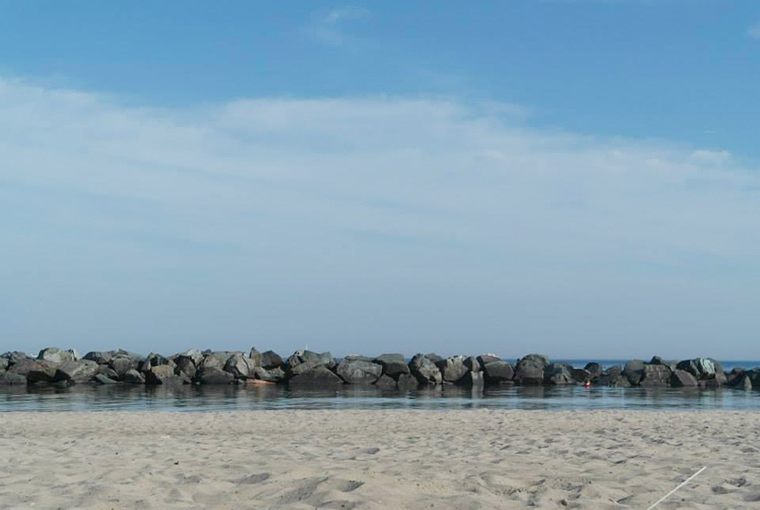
[0,410,759,509]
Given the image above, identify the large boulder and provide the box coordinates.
[336,357,382,384]
[425,353,444,364]
[373,354,410,377]
[571,368,591,383]
[670,369,698,387]
[396,373,419,389]
[639,364,672,387]
[54,360,99,384]
[623,360,646,385]
[464,356,481,372]
[123,369,146,384]
[0,372,27,385]
[224,353,258,379]
[38,347,81,364]
[83,351,114,365]
[109,351,144,377]
[139,353,174,372]
[94,374,118,385]
[598,366,630,387]
[174,356,197,379]
[544,363,575,385]
[462,370,485,386]
[676,358,723,381]
[173,349,204,366]
[437,355,469,383]
[7,359,36,376]
[199,353,225,371]
[476,354,501,366]
[26,360,60,383]
[289,366,343,387]
[253,366,287,383]
[198,367,234,385]
[650,356,677,371]
[145,365,188,386]
[374,374,396,388]
[261,351,284,369]
[483,361,514,384]
[2,351,32,365]
[583,362,603,381]
[409,354,442,385]
[248,348,263,367]
[288,350,335,369]
[514,355,548,385]
[0,358,8,372]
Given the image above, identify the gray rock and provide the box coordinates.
[0,358,8,372]
[437,355,469,383]
[198,367,234,385]
[373,353,410,377]
[224,353,257,379]
[288,350,335,369]
[425,353,444,364]
[409,354,442,385]
[623,360,646,385]
[476,354,501,366]
[544,363,575,385]
[139,353,174,372]
[336,358,382,384]
[248,348,263,367]
[583,362,602,381]
[464,356,481,372]
[26,361,59,383]
[253,366,287,383]
[109,352,143,376]
[462,370,484,386]
[174,356,197,379]
[2,351,32,365]
[38,347,81,364]
[83,351,114,364]
[640,364,671,387]
[261,350,283,369]
[519,354,550,368]
[123,369,146,384]
[94,374,118,385]
[396,373,419,389]
[483,361,514,384]
[0,372,27,385]
[598,366,630,387]
[676,358,721,380]
[670,369,698,387]
[374,374,397,388]
[571,368,591,383]
[54,360,99,384]
[289,366,343,386]
[199,354,224,371]
[742,375,753,391]
[145,365,187,386]
[174,349,204,366]
[650,356,677,371]
[97,365,120,380]
[7,359,36,376]
[514,356,547,385]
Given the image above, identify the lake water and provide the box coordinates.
[2,359,758,412]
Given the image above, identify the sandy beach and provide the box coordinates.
[0,410,758,509]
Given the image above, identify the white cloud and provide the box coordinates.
[748,23,760,39]
[305,6,371,47]
[1,77,759,358]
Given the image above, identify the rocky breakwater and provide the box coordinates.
[0,348,754,391]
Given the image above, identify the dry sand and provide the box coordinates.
[1,410,759,509]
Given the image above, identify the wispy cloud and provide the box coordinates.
[1,77,758,357]
[748,23,760,40]
[305,6,371,47]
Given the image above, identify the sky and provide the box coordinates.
[1,0,759,360]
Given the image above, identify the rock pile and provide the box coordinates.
[0,348,750,391]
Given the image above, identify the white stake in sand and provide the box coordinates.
[645,466,707,510]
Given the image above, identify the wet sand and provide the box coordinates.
[0,410,758,509]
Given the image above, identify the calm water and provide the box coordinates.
[2,359,758,412]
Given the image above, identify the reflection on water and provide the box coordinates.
[1,384,759,412]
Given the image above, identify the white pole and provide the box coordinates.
[645,466,707,510]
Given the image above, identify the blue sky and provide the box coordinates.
[1,1,759,358]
